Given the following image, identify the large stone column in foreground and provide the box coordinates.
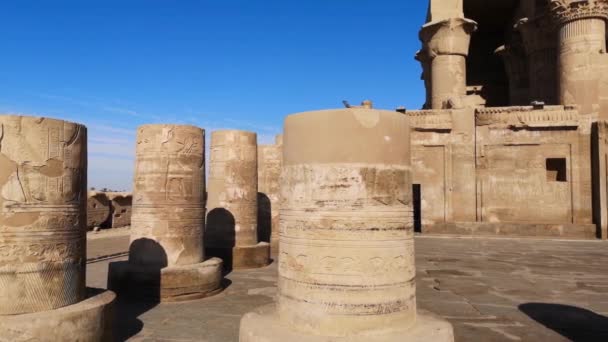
[0,115,114,341]
[257,138,282,255]
[108,124,223,302]
[206,130,270,270]
[239,108,453,341]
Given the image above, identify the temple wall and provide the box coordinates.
[408,105,598,238]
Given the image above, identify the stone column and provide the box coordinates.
[418,17,477,109]
[0,115,114,341]
[551,0,608,114]
[495,44,530,106]
[206,130,270,269]
[257,141,282,255]
[108,124,222,302]
[516,16,558,104]
[415,50,433,109]
[240,108,454,341]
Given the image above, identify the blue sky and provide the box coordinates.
[0,1,428,190]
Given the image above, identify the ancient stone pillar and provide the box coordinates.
[108,124,223,302]
[257,141,282,254]
[0,115,114,341]
[551,0,608,114]
[87,191,111,230]
[419,17,477,109]
[516,16,558,104]
[240,108,454,341]
[495,43,530,106]
[206,130,270,269]
[415,50,434,109]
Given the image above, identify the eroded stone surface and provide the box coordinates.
[87,191,110,229]
[257,143,281,254]
[240,108,452,341]
[207,130,258,248]
[85,233,608,342]
[206,130,269,269]
[0,115,87,315]
[108,192,132,229]
[131,125,206,267]
[412,0,608,239]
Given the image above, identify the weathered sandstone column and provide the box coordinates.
[87,191,111,230]
[206,130,270,269]
[0,115,114,341]
[415,50,433,109]
[516,16,558,104]
[108,124,222,302]
[240,108,454,341]
[419,17,477,109]
[495,43,530,106]
[551,0,608,114]
[257,139,282,254]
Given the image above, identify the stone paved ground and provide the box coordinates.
[86,232,608,342]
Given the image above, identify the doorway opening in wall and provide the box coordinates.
[546,158,567,182]
[413,184,422,233]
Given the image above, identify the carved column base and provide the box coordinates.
[0,289,115,342]
[108,257,223,302]
[240,304,454,342]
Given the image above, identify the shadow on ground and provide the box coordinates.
[113,297,158,341]
[520,303,608,342]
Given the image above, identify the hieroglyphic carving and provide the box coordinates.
[206,130,259,248]
[480,144,573,223]
[273,108,416,336]
[475,106,580,128]
[407,110,453,131]
[0,115,87,315]
[130,125,205,266]
[550,0,608,26]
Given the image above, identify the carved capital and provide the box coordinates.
[515,16,557,55]
[495,45,529,87]
[550,0,608,26]
[419,17,477,58]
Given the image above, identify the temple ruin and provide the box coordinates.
[108,124,223,302]
[107,192,132,229]
[87,191,111,230]
[0,115,114,341]
[206,130,270,269]
[410,0,608,239]
[240,107,453,341]
[257,134,283,254]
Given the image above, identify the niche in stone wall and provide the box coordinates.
[546,158,567,182]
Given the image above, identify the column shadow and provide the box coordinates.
[108,238,167,341]
[257,192,272,243]
[520,303,608,342]
[205,208,236,273]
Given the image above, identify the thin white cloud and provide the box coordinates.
[89,142,135,159]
